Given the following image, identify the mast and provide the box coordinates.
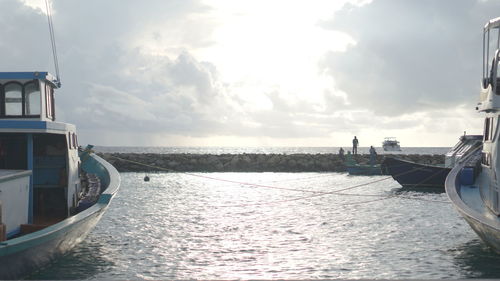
[44,0,61,87]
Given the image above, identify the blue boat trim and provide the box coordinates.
[0,72,48,79]
[0,72,59,88]
[0,120,74,132]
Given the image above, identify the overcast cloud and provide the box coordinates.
[320,0,500,115]
[0,0,495,146]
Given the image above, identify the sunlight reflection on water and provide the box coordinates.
[28,172,500,279]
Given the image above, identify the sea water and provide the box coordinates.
[27,172,500,279]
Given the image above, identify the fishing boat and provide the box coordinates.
[382,137,401,151]
[345,152,382,175]
[445,17,500,253]
[0,72,120,279]
[0,3,120,278]
[382,135,482,190]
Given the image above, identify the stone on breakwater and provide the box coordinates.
[97,153,445,173]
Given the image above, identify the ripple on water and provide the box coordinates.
[27,172,500,279]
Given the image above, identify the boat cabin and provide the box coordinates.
[382,137,401,151]
[478,17,500,112]
[477,17,500,215]
[0,72,81,238]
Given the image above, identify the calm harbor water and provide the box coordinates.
[27,172,500,279]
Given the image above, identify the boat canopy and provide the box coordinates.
[0,72,59,89]
[485,17,500,31]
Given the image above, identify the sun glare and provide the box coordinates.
[196,0,356,106]
[19,0,49,14]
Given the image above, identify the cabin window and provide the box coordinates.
[68,132,77,149]
[0,81,44,118]
[72,133,78,149]
[45,84,55,120]
[484,117,495,141]
[68,132,72,149]
[24,82,41,116]
[4,83,23,116]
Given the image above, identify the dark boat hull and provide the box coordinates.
[0,154,120,279]
[382,157,451,189]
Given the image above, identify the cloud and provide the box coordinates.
[0,0,489,146]
[319,0,500,116]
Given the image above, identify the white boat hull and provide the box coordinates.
[446,163,500,253]
[383,146,402,151]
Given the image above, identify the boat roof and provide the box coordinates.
[0,72,60,88]
[0,120,75,134]
[485,17,500,31]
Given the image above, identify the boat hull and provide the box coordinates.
[382,157,450,189]
[0,153,120,279]
[346,165,382,175]
[454,201,500,253]
[446,163,500,253]
[383,146,401,151]
[0,205,106,279]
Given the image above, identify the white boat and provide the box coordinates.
[445,17,500,253]
[382,137,401,151]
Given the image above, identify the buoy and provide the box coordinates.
[144,175,150,182]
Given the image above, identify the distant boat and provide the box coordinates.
[445,17,500,253]
[382,135,482,190]
[382,137,401,151]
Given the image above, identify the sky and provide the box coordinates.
[1,0,499,147]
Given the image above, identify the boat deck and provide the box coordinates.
[459,172,499,222]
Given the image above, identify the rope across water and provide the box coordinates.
[105,154,451,206]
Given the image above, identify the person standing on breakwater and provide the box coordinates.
[369,145,377,165]
[352,136,359,154]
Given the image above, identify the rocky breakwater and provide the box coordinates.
[97,153,445,173]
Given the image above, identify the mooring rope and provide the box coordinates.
[106,154,450,206]
[107,154,395,194]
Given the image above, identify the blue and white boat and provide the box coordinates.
[446,17,500,253]
[0,72,120,279]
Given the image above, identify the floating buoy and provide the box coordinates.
[144,175,150,182]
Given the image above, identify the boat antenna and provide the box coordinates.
[44,0,61,87]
